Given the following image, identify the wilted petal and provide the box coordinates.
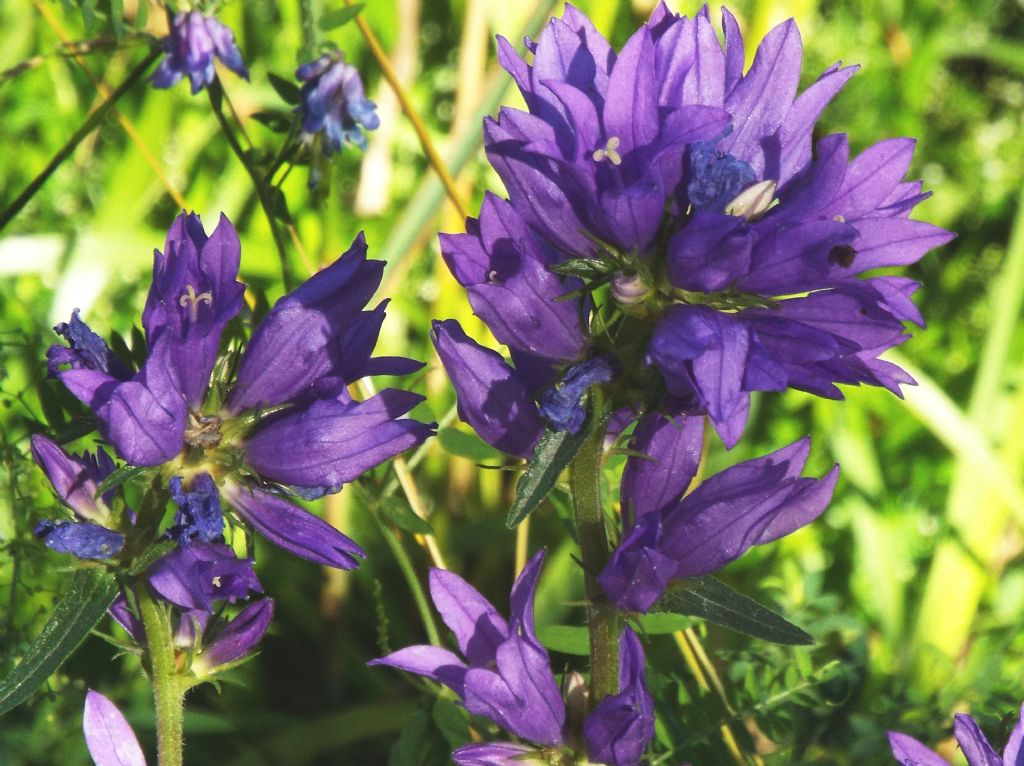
[167,473,224,545]
[34,520,124,560]
[30,435,114,524]
[432,320,544,458]
[223,483,365,569]
[83,690,147,766]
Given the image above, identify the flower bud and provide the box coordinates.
[611,272,650,307]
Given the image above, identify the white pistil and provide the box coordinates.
[179,284,213,322]
[724,179,777,222]
[592,136,622,166]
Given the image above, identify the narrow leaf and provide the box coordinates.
[96,464,148,496]
[380,497,433,536]
[437,428,501,462]
[0,568,119,715]
[251,110,295,134]
[652,576,814,646]
[268,73,302,105]
[506,420,591,529]
[550,257,615,280]
[320,4,365,30]
[537,624,590,655]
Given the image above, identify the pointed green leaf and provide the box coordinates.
[380,497,433,536]
[268,73,302,105]
[96,464,148,496]
[320,4,365,31]
[549,257,615,281]
[651,576,813,646]
[437,428,501,462]
[0,568,119,715]
[506,419,591,529]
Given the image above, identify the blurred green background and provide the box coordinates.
[1,0,1022,763]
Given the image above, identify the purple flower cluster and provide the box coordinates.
[889,702,1024,765]
[296,53,380,155]
[45,213,432,569]
[600,415,837,613]
[152,11,249,94]
[371,551,655,765]
[436,2,953,449]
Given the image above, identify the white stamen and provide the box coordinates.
[834,214,846,223]
[592,136,622,166]
[211,576,222,588]
[179,284,214,322]
[724,179,777,222]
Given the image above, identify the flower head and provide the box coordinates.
[30,435,125,560]
[152,11,249,94]
[296,52,379,155]
[889,702,1024,765]
[437,3,953,449]
[600,417,837,613]
[370,550,566,747]
[46,213,432,569]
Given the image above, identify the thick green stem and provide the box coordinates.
[570,413,621,704]
[138,586,185,766]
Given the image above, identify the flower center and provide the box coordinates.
[592,136,622,166]
[179,284,213,323]
[184,411,223,449]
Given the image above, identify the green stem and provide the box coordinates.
[138,585,185,766]
[207,79,296,290]
[0,49,159,231]
[570,412,621,704]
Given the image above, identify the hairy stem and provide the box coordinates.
[570,412,621,704]
[138,585,185,766]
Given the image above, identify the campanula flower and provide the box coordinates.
[889,702,1024,765]
[370,550,567,747]
[83,690,147,766]
[47,213,432,569]
[296,52,379,155]
[437,3,954,448]
[152,11,249,94]
[600,426,837,613]
[30,435,125,560]
[583,628,655,766]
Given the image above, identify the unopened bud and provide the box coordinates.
[724,179,776,221]
[611,272,649,307]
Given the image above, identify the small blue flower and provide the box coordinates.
[152,11,249,94]
[168,474,224,545]
[538,357,615,433]
[296,53,380,155]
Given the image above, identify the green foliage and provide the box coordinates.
[0,0,1021,763]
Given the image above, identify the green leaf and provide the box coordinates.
[506,419,591,529]
[0,567,119,715]
[320,4,365,30]
[109,0,124,41]
[549,257,615,280]
[651,576,814,646]
[537,624,590,655]
[431,697,469,748]
[380,497,433,536]
[251,110,294,134]
[635,612,696,635]
[268,72,302,105]
[437,428,501,462]
[95,463,148,496]
[387,709,429,766]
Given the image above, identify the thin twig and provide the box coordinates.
[343,0,468,219]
